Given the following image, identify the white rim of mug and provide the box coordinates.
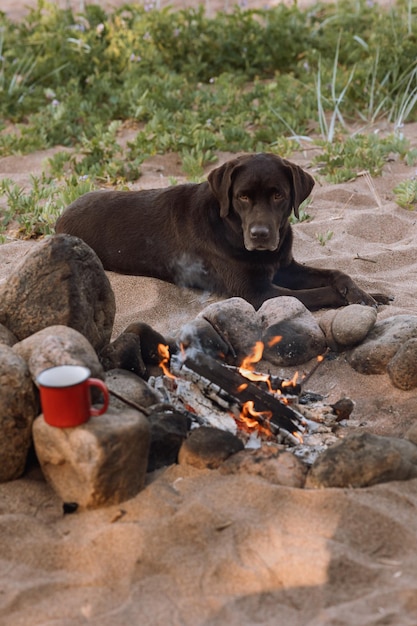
[36,365,91,389]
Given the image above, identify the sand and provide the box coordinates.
[1,131,417,625]
[2,2,417,624]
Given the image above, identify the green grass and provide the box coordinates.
[1,0,417,238]
[312,132,416,183]
[393,178,417,209]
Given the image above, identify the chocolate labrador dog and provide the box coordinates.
[55,153,386,310]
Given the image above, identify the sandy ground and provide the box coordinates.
[2,129,417,625]
[1,2,417,625]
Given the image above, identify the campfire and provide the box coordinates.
[151,340,345,463]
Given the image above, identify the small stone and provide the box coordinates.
[220,445,307,488]
[306,431,417,489]
[13,325,105,382]
[0,345,38,482]
[33,406,150,509]
[387,338,417,390]
[122,322,173,366]
[318,309,338,350]
[147,409,191,471]
[178,426,244,469]
[262,319,326,366]
[197,298,260,361]
[100,332,146,376]
[105,369,161,410]
[258,295,311,326]
[330,397,355,422]
[175,318,232,361]
[259,296,326,365]
[331,304,377,347]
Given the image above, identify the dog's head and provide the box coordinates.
[208,153,314,252]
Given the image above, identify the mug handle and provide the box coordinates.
[87,378,109,416]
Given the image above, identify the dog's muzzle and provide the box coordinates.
[245,224,278,251]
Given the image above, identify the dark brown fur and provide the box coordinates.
[55,153,386,310]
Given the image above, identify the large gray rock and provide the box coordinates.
[321,304,377,349]
[178,426,244,469]
[13,325,105,382]
[331,304,377,346]
[220,445,307,488]
[33,405,151,509]
[0,324,18,347]
[147,408,191,472]
[0,345,38,482]
[174,318,233,361]
[387,338,417,390]
[105,369,161,410]
[258,296,326,365]
[197,298,260,360]
[306,431,417,488]
[193,296,326,366]
[348,315,417,374]
[0,234,115,352]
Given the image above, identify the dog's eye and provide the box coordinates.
[273,193,281,200]
[239,194,249,201]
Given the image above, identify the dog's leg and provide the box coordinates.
[273,260,385,309]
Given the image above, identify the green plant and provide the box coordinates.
[315,35,356,142]
[0,174,96,238]
[316,230,334,246]
[290,197,312,224]
[313,132,411,183]
[393,178,417,209]
[180,148,217,181]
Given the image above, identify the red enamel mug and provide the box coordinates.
[36,365,109,428]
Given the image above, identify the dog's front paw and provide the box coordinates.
[333,276,378,308]
[370,292,394,306]
[350,290,379,308]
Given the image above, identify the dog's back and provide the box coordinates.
[55,184,216,281]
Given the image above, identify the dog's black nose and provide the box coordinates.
[250,225,270,240]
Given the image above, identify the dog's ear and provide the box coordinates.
[283,159,315,219]
[208,158,242,217]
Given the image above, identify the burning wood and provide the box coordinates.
[182,351,304,437]
[149,340,352,463]
[236,339,301,395]
[152,338,312,443]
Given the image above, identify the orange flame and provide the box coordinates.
[237,401,273,437]
[157,344,177,379]
[238,341,273,390]
[292,431,304,444]
[238,338,298,395]
[267,335,282,347]
[240,341,264,370]
[282,371,299,388]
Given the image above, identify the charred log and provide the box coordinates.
[180,352,304,435]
